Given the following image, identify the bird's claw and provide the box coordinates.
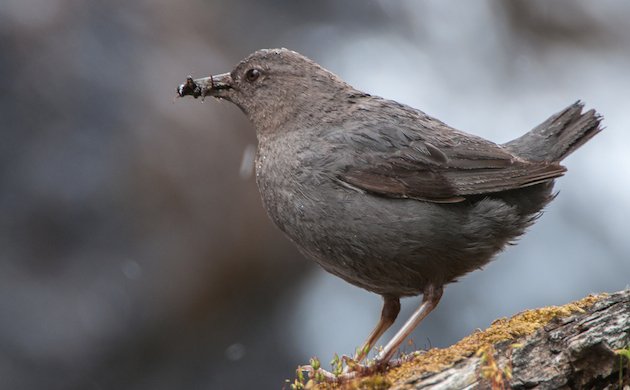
[295,356,395,385]
[297,364,345,383]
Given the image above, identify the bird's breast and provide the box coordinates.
[255,138,325,238]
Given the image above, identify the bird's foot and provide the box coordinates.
[291,355,399,387]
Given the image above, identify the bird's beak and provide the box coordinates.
[176,73,233,99]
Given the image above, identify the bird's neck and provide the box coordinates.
[250,87,363,141]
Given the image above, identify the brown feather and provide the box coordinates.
[339,142,567,202]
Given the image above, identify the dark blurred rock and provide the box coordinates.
[496,0,612,47]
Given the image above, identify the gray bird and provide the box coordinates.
[177,48,602,377]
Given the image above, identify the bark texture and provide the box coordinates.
[386,289,629,390]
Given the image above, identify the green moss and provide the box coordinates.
[307,293,605,389]
[385,293,605,385]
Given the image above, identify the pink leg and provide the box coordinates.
[375,285,443,363]
[355,295,400,362]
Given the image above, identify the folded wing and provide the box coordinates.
[337,127,566,203]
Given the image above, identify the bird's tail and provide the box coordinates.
[503,101,602,163]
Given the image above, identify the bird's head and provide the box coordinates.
[177,48,353,135]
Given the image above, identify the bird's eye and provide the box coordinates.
[245,68,261,82]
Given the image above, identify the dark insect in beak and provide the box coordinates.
[176,73,233,101]
[177,76,202,98]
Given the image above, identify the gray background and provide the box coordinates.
[1,1,628,389]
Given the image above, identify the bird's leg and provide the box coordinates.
[296,296,400,383]
[374,285,443,364]
[295,289,440,384]
[354,295,400,362]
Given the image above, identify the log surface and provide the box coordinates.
[388,290,630,390]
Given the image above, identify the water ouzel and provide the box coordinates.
[177,48,602,377]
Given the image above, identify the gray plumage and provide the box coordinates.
[177,48,602,365]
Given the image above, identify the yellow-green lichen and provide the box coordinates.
[309,293,605,389]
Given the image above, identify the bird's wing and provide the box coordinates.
[335,124,566,203]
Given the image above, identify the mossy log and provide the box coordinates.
[318,289,630,389]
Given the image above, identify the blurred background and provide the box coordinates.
[1,0,629,388]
